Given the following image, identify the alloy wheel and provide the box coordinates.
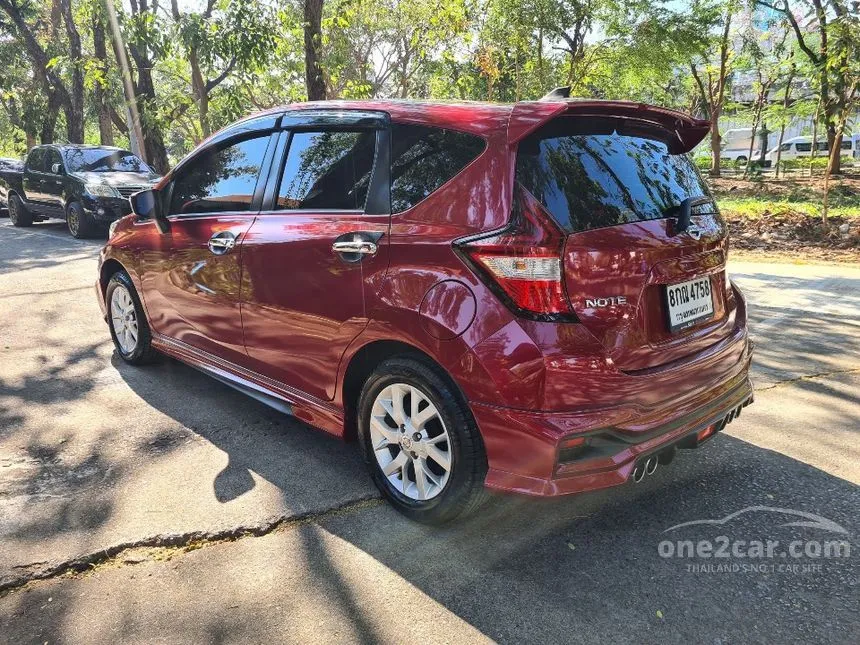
[369,383,452,501]
[110,285,138,354]
[67,207,79,236]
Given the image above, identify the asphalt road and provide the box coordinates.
[0,219,857,644]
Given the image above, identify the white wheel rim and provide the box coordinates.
[110,286,138,354]
[370,383,452,501]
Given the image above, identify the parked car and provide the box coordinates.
[763,135,857,166]
[96,99,753,523]
[0,157,24,211]
[1,145,160,238]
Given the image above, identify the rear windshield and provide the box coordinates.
[516,117,713,233]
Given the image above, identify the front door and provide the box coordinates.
[42,148,66,212]
[136,127,276,362]
[240,113,391,401]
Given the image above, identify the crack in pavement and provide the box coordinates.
[754,367,860,392]
[0,495,383,597]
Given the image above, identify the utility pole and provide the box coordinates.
[103,0,145,161]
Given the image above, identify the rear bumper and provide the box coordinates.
[472,338,754,497]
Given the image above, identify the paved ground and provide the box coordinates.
[0,219,857,644]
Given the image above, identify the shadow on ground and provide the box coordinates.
[92,355,858,642]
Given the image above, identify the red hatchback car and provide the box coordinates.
[97,99,753,523]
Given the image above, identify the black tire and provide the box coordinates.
[66,201,94,239]
[8,194,32,227]
[358,355,489,524]
[105,270,159,365]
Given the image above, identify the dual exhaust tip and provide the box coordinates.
[632,447,676,484]
[632,454,660,483]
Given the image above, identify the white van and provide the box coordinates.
[720,128,755,163]
[764,135,856,164]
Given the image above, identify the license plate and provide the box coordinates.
[665,276,714,332]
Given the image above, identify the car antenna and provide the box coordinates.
[540,86,571,101]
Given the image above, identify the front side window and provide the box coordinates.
[276,130,376,210]
[779,143,791,152]
[389,125,486,213]
[47,149,63,174]
[168,134,270,215]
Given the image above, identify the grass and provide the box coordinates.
[715,198,860,220]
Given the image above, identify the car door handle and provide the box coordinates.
[208,231,237,255]
[331,240,378,255]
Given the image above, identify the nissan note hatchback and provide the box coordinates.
[96,99,753,523]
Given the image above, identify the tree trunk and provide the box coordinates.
[809,98,821,176]
[303,0,326,101]
[190,51,210,138]
[58,0,85,143]
[135,67,170,173]
[92,14,114,146]
[41,91,61,143]
[709,115,722,178]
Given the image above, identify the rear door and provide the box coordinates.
[22,148,48,209]
[135,117,278,362]
[516,113,734,372]
[240,111,390,401]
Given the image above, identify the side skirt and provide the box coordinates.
[150,332,346,437]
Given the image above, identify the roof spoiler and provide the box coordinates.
[508,100,710,154]
[540,86,571,101]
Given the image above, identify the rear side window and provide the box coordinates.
[168,134,270,215]
[276,130,376,210]
[516,117,713,233]
[795,142,812,152]
[390,125,485,213]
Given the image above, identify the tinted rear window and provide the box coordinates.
[516,117,713,233]
[390,125,485,213]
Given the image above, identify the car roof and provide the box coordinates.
[235,98,707,148]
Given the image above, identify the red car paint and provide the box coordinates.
[97,99,752,498]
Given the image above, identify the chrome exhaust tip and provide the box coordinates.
[645,455,659,476]
[632,463,645,483]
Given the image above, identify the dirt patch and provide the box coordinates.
[708,175,860,263]
[725,208,860,264]
[710,175,860,204]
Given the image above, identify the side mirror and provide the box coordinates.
[51,163,63,175]
[130,189,169,234]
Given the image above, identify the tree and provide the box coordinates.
[689,0,738,178]
[0,0,85,142]
[757,0,857,175]
[305,0,326,100]
[170,0,276,138]
[115,0,170,172]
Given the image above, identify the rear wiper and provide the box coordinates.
[673,196,712,234]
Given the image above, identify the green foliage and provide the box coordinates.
[0,0,857,170]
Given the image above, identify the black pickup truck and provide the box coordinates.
[0,144,160,238]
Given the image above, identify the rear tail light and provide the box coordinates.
[456,186,576,321]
